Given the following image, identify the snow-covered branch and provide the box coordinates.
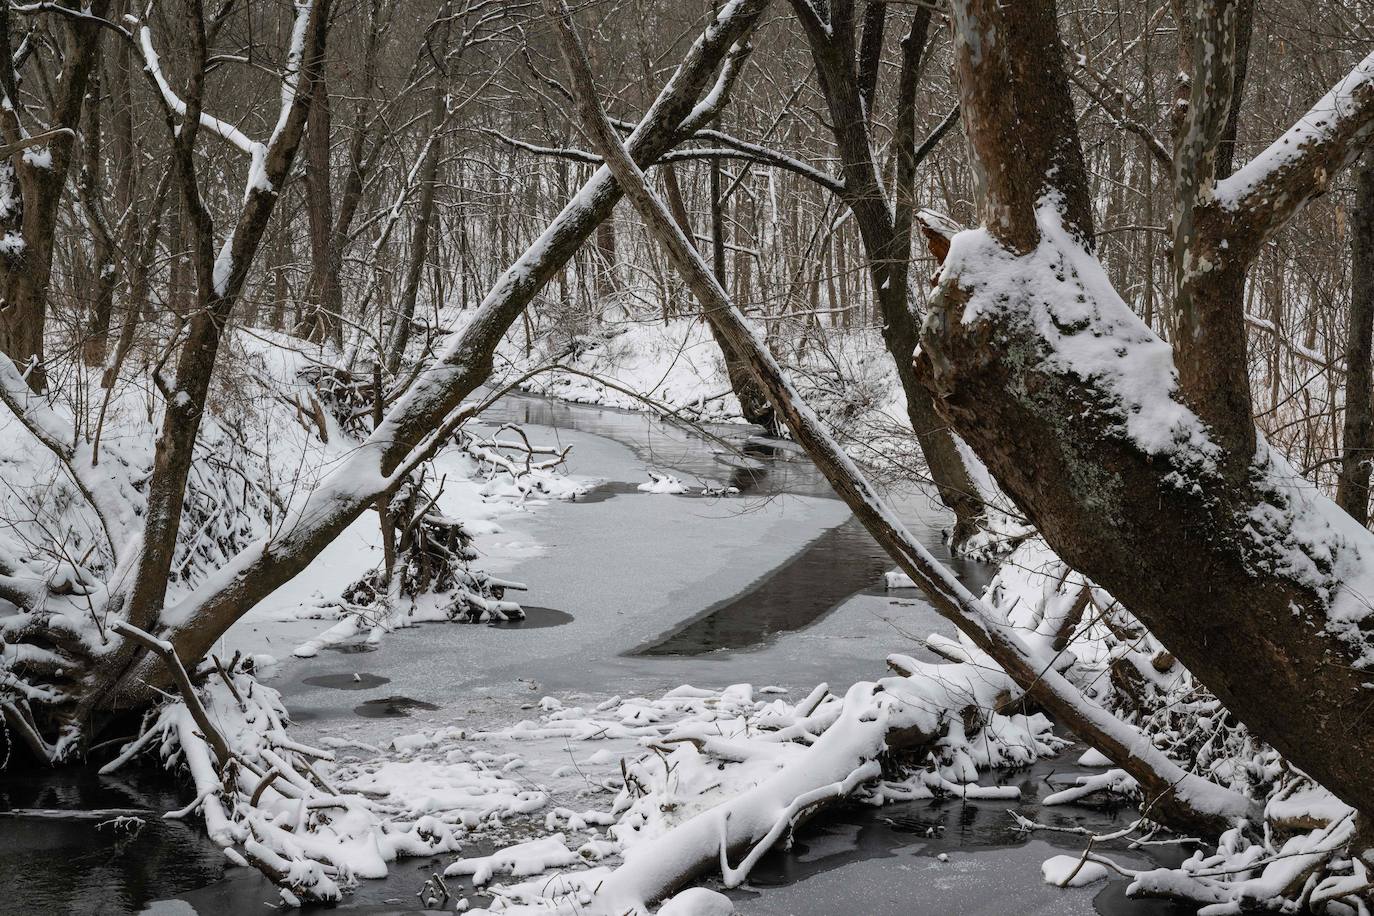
[1213,47,1374,248]
[107,0,773,696]
[0,353,130,558]
[137,25,263,164]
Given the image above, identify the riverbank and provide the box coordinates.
[2,394,1187,915]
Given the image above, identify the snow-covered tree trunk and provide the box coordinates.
[919,0,1374,818]
[98,0,773,714]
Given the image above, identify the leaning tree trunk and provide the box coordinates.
[1337,156,1374,525]
[547,0,1251,832]
[918,0,1374,819]
[661,157,777,430]
[96,0,774,714]
[385,85,446,376]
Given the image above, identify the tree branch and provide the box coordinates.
[1213,48,1374,252]
[104,0,774,703]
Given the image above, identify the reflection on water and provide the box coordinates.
[637,516,995,655]
[0,767,227,914]
[724,750,1198,916]
[486,606,574,629]
[353,695,442,718]
[479,393,839,499]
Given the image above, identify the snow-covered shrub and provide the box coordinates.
[982,536,1373,913]
[107,657,459,905]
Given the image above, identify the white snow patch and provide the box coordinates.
[1042,854,1109,887]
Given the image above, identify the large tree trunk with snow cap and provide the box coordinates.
[919,0,1374,818]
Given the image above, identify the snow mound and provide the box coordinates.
[657,888,735,915]
[445,835,580,885]
[638,471,688,494]
[884,569,915,589]
[1076,748,1112,767]
[1042,855,1109,887]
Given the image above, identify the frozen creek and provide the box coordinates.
[0,394,1193,915]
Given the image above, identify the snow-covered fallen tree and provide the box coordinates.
[341,672,1060,914]
[431,533,1373,915]
[546,0,1254,835]
[522,10,1374,910]
[0,0,775,759]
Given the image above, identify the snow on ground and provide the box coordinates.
[499,318,750,424]
[493,316,917,456]
[0,329,359,620]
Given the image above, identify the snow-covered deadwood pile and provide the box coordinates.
[982,540,1374,914]
[107,627,1066,909]
[95,512,1369,912]
[404,535,1367,915]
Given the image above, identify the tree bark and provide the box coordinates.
[0,2,110,391]
[1338,157,1374,524]
[920,0,1374,818]
[1170,0,1254,466]
[102,2,141,378]
[297,75,344,348]
[385,85,446,376]
[78,65,118,369]
[101,0,773,712]
[547,0,1250,831]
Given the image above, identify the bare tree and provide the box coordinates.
[545,0,1253,834]
[0,2,110,391]
[0,0,772,754]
